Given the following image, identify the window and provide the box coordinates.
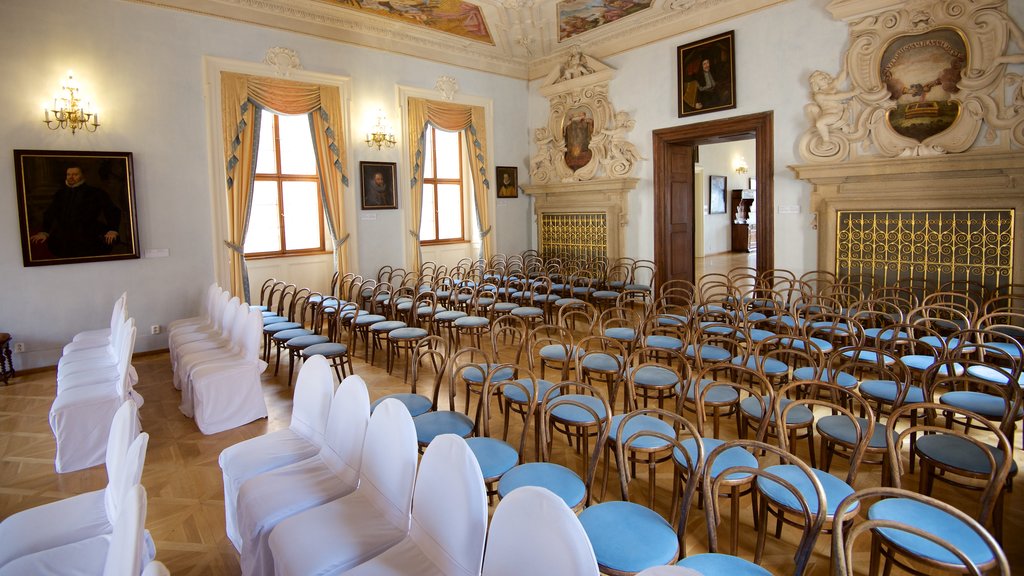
[419,125,466,244]
[244,109,325,256]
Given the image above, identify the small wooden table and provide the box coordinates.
[0,333,14,384]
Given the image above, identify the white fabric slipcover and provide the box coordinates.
[173,299,248,395]
[482,486,599,576]
[219,355,335,550]
[340,434,488,576]
[237,373,371,576]
[269,398,418,576]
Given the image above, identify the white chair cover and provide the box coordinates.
[341,434,488,576]
[169,289,231,388]
[269,398,418,576]
[168,283,220,333]
[219,355,335,550]
[237,374,371,575]
[482,486,599,576]
[141,560,170,576]
[190,310,268,433]
[0,401,141,568]
[57,318,136,390]
[50,326,139,473]
[170,295,240,374]
[173,299,249,394]
[0,484,148,576]
[61,293,128,362]
[67,292,127,347]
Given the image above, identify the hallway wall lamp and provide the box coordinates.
[43,71,100,134]
[733,156,748,175]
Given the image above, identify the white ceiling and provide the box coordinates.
[131,0,786,79]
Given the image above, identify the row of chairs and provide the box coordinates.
[218,356,600,575]
[167,284,268,434]
[49,293,141,473]
[1,400,168,575]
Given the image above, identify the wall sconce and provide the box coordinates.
[365,110,396,150]
[733,156,749,175]
[43,72,99,135]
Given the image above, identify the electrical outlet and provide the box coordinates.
[13,342,25,353]
[150,325,161,335]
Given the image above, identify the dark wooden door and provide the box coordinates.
[663,143,695,284]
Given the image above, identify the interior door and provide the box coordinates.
[664,143,696,284]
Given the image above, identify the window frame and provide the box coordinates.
[244,111,328,259]
[419,124,468,246]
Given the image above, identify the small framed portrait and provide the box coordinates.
[14,150,140,267]
[709,175,727,214]
[360,161,397,210]
[677,30,736,117]
[496,166,518,198]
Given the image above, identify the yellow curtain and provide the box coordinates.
[220,72,350,297]
[405,98,493,271]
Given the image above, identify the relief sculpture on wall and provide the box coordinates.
[798,0,1024,162]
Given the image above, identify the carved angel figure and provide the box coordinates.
[806,69,856,144]
[560,45,595,81]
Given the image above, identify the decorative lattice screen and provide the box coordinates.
[835,209,1014,296]
[540,213,608,262]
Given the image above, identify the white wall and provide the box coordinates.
[0,0,532,369]
[527,0,849,273]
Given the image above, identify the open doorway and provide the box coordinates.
[652,112,773,286]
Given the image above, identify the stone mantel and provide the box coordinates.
[522,178,639,261]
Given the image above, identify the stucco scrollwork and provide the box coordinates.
[531,50,641,183]
[264,47,302,77]
[799,0,1024,162]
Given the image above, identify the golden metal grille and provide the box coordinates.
[540,212,608,262]
[836,209,1013,296]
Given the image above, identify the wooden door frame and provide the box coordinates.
[652,111,774,287]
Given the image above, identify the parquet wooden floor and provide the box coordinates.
[2,344,1021,575]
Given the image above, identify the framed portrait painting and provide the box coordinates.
[677,30,736,117]
[496,166,518,198]
[360,161,397,210]
[14,150,140,267]
[709,175,727,214]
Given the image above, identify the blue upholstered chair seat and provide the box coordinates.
[657,314,688,326]
[746,328,776,343]
[676,553,770,575]
[466,436,519,480]
[284,334,329,348]
[369,320,406,332]
[646,335,684,351]
[272,327,313,341]
[461,364,516,383]
[251,304,269,312]
[868,498,996,566]
[571,287,596,296]
[676,438,756,482]
[592,290,621,300]
[264,321,301,334]
[605,327,637,341]
[939,391,1023,419]
[609,414,674,449]
[371,393,431,417]
[550,394,608,423]
[915,435,1017,475]
[388,327,429,340]
[625,283,652,292]
[413,410,473,445]
[740,397,813,425]
[630,365,680,388]
[731,356,788,376]
[262,315,289,325]
[581,352,625,372]
[684,344,732,363]
[902,355,962,375]
[683,378,740,404]
[434,310,468,321]
[503,378,559,404]
[353,314,386,326]
[497,462,585,509]
[492,302,520,312]
[792,367,857,388]
[454,315,490,328]
[920,335,963,350]
[302,342,347,358]
[579,501,677,573]
[757,465,856,516]
[839,349,896,364]
[783,335,832,353]
[554,297,585,307]
[511,306,544,317]
[864,327,907,340]
[858,380,925,403]
[817,415,892,449]
[987,340,1022,358]
[540,344,580,361]
[700,323,737,336]
[965,364,1024,386]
